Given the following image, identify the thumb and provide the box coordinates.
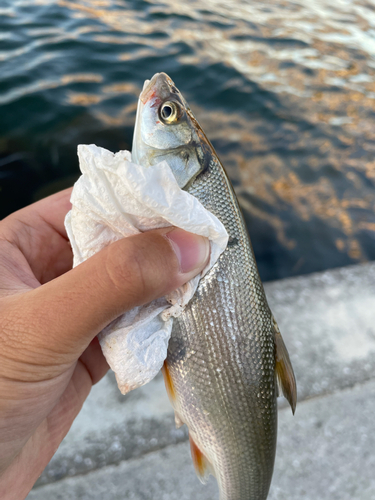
[7,228,210,364]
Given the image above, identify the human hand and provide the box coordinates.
[0,189,209,500]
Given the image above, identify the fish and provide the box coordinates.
[132,72,296,500]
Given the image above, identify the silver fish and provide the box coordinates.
[132,73,296,500]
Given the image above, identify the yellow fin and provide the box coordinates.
[189,435,213,484]
[161,360,176,403]
[273,316,297,414]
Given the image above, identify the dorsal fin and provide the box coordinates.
[272,316,297,414]
[189,435,214,484]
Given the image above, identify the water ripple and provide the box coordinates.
[1,0,375,279]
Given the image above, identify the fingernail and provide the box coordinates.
[165,228,210,275]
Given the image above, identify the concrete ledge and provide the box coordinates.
[29,379,375,499]
[267,262,375,402]
[272,379,375,500]
[35,374,187,486]
[31,262,375,490]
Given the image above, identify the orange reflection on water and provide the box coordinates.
[66,92,103,105]
[93,102,138,126]
[51,0,375,269]
[61,73,103,84]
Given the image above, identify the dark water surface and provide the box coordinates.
[1,0,375,280]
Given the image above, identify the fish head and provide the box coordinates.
[132,72,211,188]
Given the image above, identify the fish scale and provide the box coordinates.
[132,72,296,500]
[168,156,277,500]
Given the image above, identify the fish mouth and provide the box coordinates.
[140,72,178,104]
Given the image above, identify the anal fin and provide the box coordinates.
[189,435,213,484]
[273,316,297,414]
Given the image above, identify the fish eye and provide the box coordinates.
[159,101,180,124]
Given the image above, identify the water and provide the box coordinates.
[1,0,375,281]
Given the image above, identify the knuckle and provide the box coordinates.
[103,238,148,299]
[0,298,65,381]
[101,233,176,306]
[0,307,23,355]
[0,302,34,375]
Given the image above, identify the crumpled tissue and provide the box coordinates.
[65,144,228,394]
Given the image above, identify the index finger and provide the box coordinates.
[31,187,73,239]
[0,188,74,285]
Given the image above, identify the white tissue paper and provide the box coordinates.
[65,144,228,394]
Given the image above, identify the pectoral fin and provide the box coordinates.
[162,360,176,403]
[189,435,213,484]
[273,317,297,414]
[162,362,185,429]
